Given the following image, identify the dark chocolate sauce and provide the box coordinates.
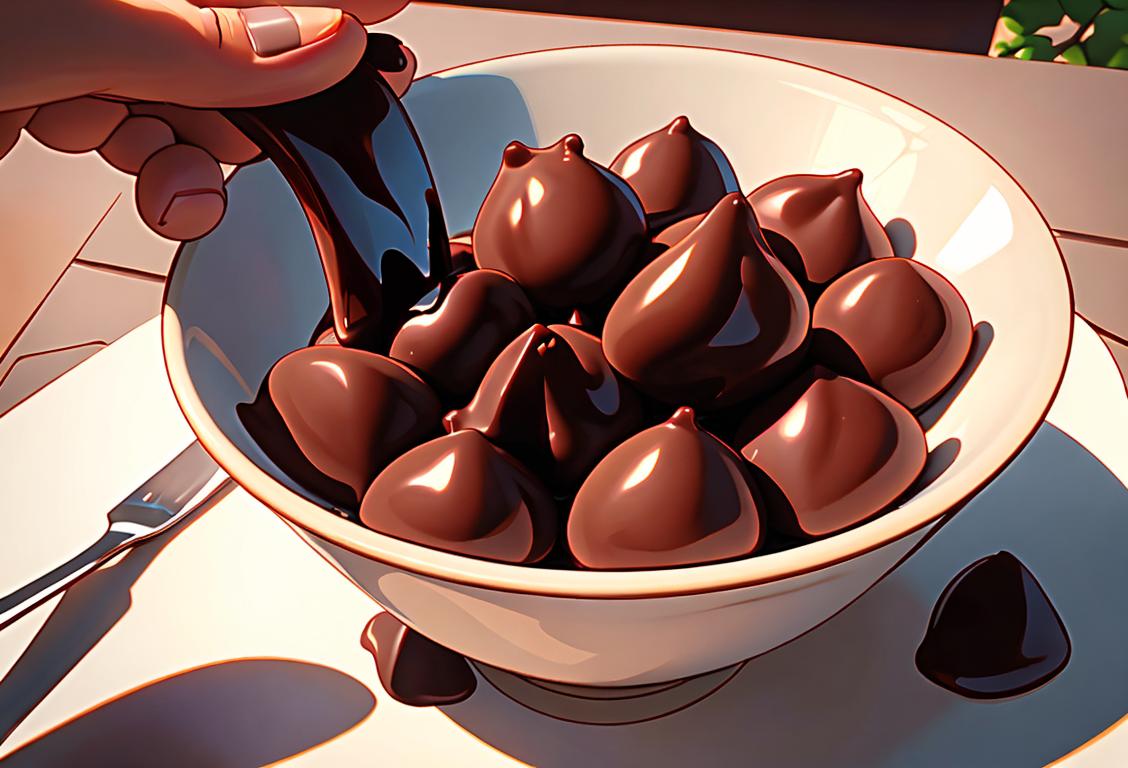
[748,169,893,291]
[389,269,535,401]
[812,258,973,410]
[610,116,740,230]
[361,612,476,706]
[738,370,926,539]
[916,552,1070,699]
[473,135,647,307]
[446,324,643,490]
[224,33,452,350]
[603,193,809,409]
[239,346,441,509]
[568,407,763,569]
[360,429,558,563]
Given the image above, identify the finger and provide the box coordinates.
[136,144,227,240]
[187,0,409,25]
[0,108,36,157]
[380,43,416,98]
[25,98,128,153]
[128,103,259,164]
[105,4,368,108]
[98,116,177,174]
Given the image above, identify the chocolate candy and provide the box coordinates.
[748,169,893,290]
[915,552,1070,699]
[610,116,739,230]
[812,258,973,409]
[473,135,647,307]
[446,324,642,490]
[360,429,557,563]
[739,371,926,539]
[653,212,704,248]
[390,269,536,401]
[361,612,477,706]
[568,407,763,569]
[239,346,440,508]
[603,193,809,409]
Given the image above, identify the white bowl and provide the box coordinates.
[163,45,1072,687]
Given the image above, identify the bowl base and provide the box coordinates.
[472,661,745,725]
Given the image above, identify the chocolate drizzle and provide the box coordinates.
[224,33,452,350]
[361,612,476,706]
[610,116,739,230]
[390,269,535,401]
[604,193,810,409]
[568,407,763,569]
[739,370,926,539]
[916,552,1070,699]
[360,429,558,563]
[446,324,642,489]
[812,258,973,410]
[239,346,441,509]
[473,135,647,307]
[748,169,892,290]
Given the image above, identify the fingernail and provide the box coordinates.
[240,6,342,57]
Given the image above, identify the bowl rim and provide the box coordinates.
[161,43,1074,600]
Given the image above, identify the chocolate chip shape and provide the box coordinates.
[915,552,1070,699]
[568,407,764,569]
[360,429,558,564]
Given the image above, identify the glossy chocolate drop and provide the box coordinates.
[449,240,476,274]
[390,269,536,401]
[361,612,476,706]
[360,429,557,563]
[748,169,893,290]
[224,33,451,350]
[653,212,704,248]
[812,258,973,409]
[239,346,441,509]
[473,134,647,307]
[916,552,1070,699]
[610,116,739,230]
[604,193,809,409]
[446,324,643,489]
[738,371,926,539]
[568,407,763,570]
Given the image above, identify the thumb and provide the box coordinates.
[109,4,368,108]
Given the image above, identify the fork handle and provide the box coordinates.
[0,529,133,631]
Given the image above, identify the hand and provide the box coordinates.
[0,0,415,241]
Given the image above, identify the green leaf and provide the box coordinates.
[1017,34,1059,59]
[1060,0,1102,22]
[1002,16,1026,34]
[1001,0,1066,33]
[1106,0,1128,11]
[1107,46,1128,67]
[1061,43,1089,62]
[1083,9,1128,65]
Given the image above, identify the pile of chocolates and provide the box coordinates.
[243,116,974,571]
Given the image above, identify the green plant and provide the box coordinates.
[995,0,1128,67]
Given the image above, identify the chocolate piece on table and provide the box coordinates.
[604,193,809,409]
[360,429,558,564]
[610,115,739,230]
[446,324,643,490]
[915,551,1070,699]
[738,370,926,539]
[361,612,477,706]
[390,269,536,401]
[473,135,647,307]
[812,258,973,410]
[568,406,764,569]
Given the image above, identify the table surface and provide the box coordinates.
[0,3,1126,765]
